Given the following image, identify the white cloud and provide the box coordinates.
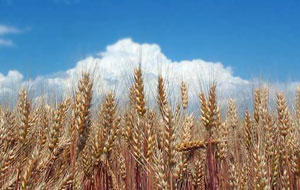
[0,24,20,47]
[0,38,284,108]
[0,38,13,46]
[0,70,23,101]
[0,24,19,35]
[53,0,80,4]
[0,0,13,5]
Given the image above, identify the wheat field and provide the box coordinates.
[0,67,300,190]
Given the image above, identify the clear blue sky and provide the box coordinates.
[1,0,300,81]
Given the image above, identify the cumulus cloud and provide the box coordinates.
[0,70,23,103]
[0,38,276,108]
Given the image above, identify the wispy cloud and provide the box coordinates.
[0,24,21,47]
[0,24,20,35]
[0,0,13,5]
[53,0,80,4]
[1,0,80,5]
[0,38,13,46]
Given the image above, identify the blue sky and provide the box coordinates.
[1,0,300,81]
